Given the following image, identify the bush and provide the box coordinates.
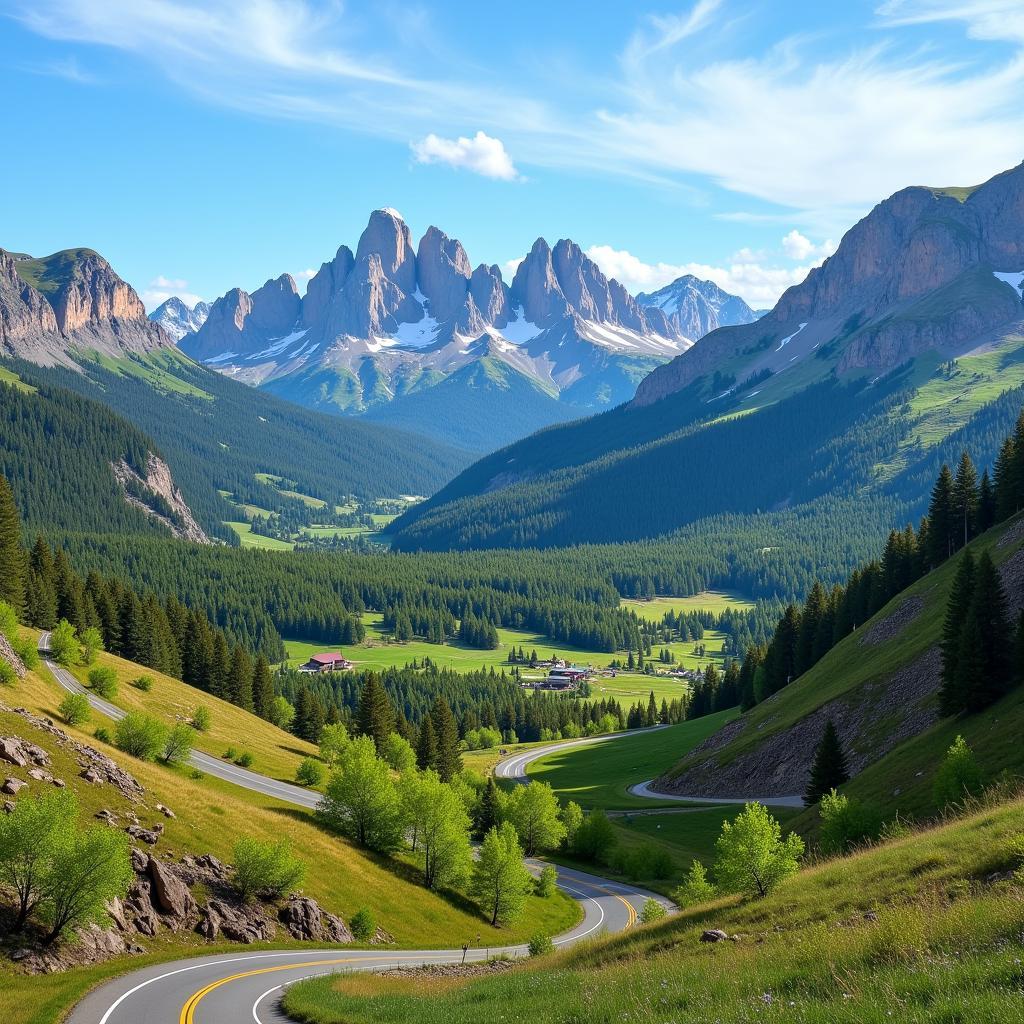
[349,907,375,942]
[80,627,104,666]
[570,809,617,864]
[236,751,254,768]
[296,758,325,787]
[232,837,305,902]
[48,620,79,667]
[191,706,211,732]
[672,860,717,908]
[0,660,15,686]
[113,712,167,761]
[58,692,91,727]
[934,735,984,808]
[535,863,558,898]
[12,636,38,671]
[0,601,16,639]
[223,746,238,760]
[714,802,804,900]
[132,675,154,692]
[640,897,667,924]
[94,726,112,744]
[528,933,554,957]
[160,723,195,766]
[819,789,881,854]
[88,667,118,699]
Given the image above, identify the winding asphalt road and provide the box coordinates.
[37,634,671,1023]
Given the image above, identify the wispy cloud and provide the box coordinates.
[11,0,1024,225]
[411,131,520,181]
[22,55,97,83]
[141,275,203,312]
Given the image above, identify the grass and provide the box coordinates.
[44,632,319,784]
[620,590,754,618]
[0,664,581,1024]
[0,367,36,394]
[283,794,1024,1024]
[225,520,296,550]
[281,613,729,691]
[525,711,738,810]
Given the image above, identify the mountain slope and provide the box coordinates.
[392,162,1024,552]
[637,273,760,339]
[180,211,696,451]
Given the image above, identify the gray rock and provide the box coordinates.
[279,895,353,943]
[147,857,197,921]
[199,899,275,943]
[700,929,729,943]
[0,736,30,767]
[2,777,27,795]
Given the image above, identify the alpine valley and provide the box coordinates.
[176,209,757,450]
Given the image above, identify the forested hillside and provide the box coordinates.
[1,351,469,537]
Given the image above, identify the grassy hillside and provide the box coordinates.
[285,794,1024,1024]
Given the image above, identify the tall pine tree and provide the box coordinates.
[430,696,462,782]
[804,719,849,806]
[355,674,395,754]
[960,551,1012,713]
[939,549,976,716]
[0,475,25,615]
[926,465,956,567]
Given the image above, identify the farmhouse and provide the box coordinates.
[299,652,354,673]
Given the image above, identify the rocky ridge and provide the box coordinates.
[148,296,210,341]
[634,162,1024,407]
[111,453,210,544]
[0,248,174,368]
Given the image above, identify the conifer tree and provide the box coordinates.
[939,549,976,716]
[416,713,437,771]
[474,776,500,839]
[251,655,274,719]
[960,551,1012,712]
[978,469,996,533]
[430,696,462,782]
[796,581,827,675]
[994,435,1018,521]
[952,451,979,550]
[0,475,25,615]
[804,719,849,806]
[355,674,395,754]
[926,464,956,567]
[228,644,254,710]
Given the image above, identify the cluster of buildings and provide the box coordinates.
[521,658,592,692]
[298,652,355,674]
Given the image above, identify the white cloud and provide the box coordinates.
[503,257,524,280]
[292,268,316,294]
[411,131,519,181]
[781,230,836,261]
[585,243,833,308]
[877,1,1024,45]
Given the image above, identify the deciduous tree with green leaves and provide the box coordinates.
[714,803,804,899]
[232,837,305,902]
[507,781,566,856]
[470,822,533,926]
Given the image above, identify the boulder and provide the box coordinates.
[279,895,352,944]
[2,777,27,795]
[130,847,149,873]
[126,824,162,845]
[0,737,29,767]
[199,899,275,944]
[700,929,730,943]
[3,800,15,813]
[147,857,197,922]
[156,803,176,819]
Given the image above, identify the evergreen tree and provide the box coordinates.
[0,475,25,615]
[474,777,501,840]
[960,551,1012,713]
[804,719,849,806]
[994,434,1018,521]
[978,469,996,533]
[355,674,395,754]
[251,655,274,719]
[926,464,956,566]
[430,696,462,782]
[228,645,254,710]
[938,549,976,716]
[952,451,979,550]
[416,713,438,771]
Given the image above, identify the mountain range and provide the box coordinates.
[391,161,1024,553]
[177,211,756,450]
[149,296,210,341]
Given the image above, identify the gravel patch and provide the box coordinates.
[858,596,924,647]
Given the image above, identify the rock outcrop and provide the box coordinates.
[0,247,174,368]
[0,634,26,678]
[634,162,1024,407]
[111,453,209,544]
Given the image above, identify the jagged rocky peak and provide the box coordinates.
[148,296,210,341]
[637,275,758,341]
[355,208,416,297]
[247,274,301,335]
[416,226,472,322]
[303,245,354,328]
[470,263,509,328]
[509,237,568,326]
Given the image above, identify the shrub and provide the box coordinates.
[236,751,254,768]
[819,789,881,854]
[570,809,617,864]
[48,620,79,666]
[113,712,167,761]
[0,601,16,639]
[0,660,15,686]
[80,627,104,667]
[528,933,554,957]
[12,636,38,671]
[232,837,305,902]
[223,746,238,761]
[714,803,804,899]
[132,675,154,692]
[160,723,195,765]
[349,907,375,942]
[295,758,325,787]
[640,897,667,924]
[189,768,205,781]
[94,726,112,744]
[88,667,118,700]
[58,692,91,727]
[672,859,717,908]
[934,735,984,808]
[535,863,558,898]
[191,706,211,732]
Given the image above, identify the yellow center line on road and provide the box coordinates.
[179,954,452,1024]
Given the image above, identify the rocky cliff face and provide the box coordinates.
[111,454,210,544]
[634,162,1024,408]
[0,247,174,367]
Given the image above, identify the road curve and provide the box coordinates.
[494,724,669,783]
[37,634,672,1023]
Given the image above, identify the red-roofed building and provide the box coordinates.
[299,652,354,673]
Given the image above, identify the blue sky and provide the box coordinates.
[2,0,1022,311]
